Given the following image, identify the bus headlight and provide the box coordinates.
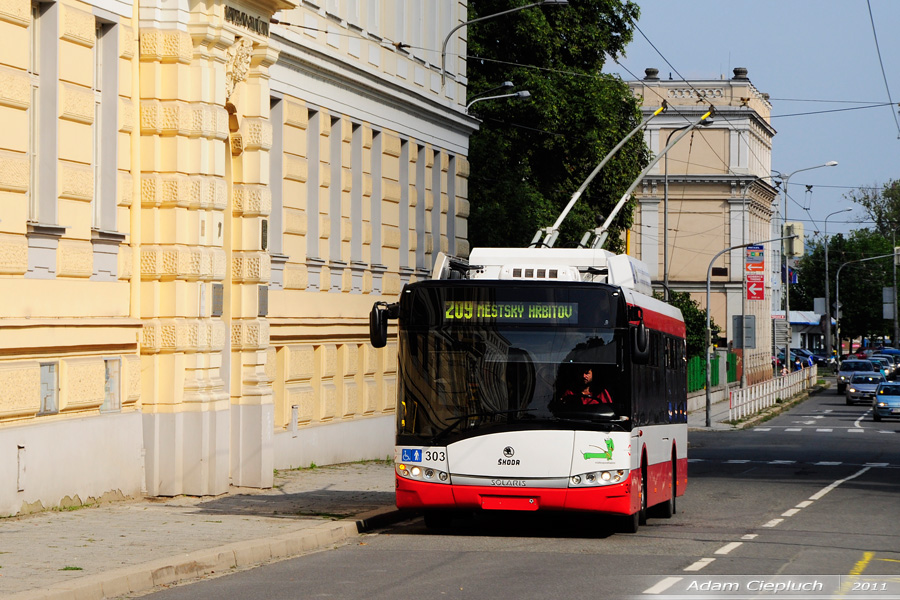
[396,463,451,484]
[569,469,628,487]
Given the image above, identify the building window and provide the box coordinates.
[39,362,58,415]
[101,358,121,412]
[92,19,117,232]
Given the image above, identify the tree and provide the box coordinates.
[846,179,900,238]
[794,229,892,344]
[465,0,649,251]
[656,290,720,359]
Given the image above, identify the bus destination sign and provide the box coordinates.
[444,301,578,324]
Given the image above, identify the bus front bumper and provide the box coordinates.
[395,473,639,516]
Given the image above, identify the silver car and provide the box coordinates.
[846,372,884,405]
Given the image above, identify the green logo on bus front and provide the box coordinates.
[582,438,614,460]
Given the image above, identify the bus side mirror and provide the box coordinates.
[369,302,398,348]
[631,322,650,365]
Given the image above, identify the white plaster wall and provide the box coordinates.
[0,412,144,517]
[274,415,393,470]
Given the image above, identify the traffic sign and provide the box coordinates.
[746,262,765,272]
[747,274,764,300]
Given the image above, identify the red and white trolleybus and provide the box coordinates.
[370,247,688,533]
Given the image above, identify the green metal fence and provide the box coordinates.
[687,353,738,393]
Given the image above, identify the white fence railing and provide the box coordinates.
[729,365,818,421]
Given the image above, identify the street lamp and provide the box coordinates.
[773,161,837,375]
[706,234,795,427]
[663,118,713,299]
[466,90,531,113]
[466,81,513,106]
[823,208,852,359]
[441,0,568,88]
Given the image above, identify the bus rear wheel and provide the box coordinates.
[652,458,677,519]
[638,461,648,525]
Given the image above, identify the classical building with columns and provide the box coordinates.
[0,0,474,516]
[628,67,777,385]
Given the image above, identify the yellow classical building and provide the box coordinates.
[629,67,778,384]
[0,0,474,515]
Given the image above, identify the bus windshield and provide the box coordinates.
[396,281,629,444]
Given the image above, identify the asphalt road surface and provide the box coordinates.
[140,388,900,600]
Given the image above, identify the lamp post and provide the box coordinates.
[441,0,568,88]
[823,208,852,359]
[835,251,896,360]
[706,234,796,427]
[466,90,531,113]
[773,161,837,375]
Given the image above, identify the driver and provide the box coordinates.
[559,366,612,405]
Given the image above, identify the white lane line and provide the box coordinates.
[782,508,800,517]
[643,577,683,595]
[726,459,750,464]
[769,460,796,464]
[785,428,802,432]
[815,461,842,466]
[809,466,872,501]
[796,501,813,508]
[878,430,896,434]
[741,534,758,540]
[847,428,864,433]
[715,542,743,555]
[816,428,833,432]
[763,518,784,528]
[853,414,868,428]
[683,558,715,572]
[755,427,772,432]
[864,462,889,467]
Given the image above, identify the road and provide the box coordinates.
[141,385,900,600]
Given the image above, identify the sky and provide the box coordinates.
[604,0,900,238]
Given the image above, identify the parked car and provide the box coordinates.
[873,381,900,421]
[790,348,816,367]
[845,372,884,405]
[836,359,877,394]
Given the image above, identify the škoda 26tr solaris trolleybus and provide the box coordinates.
[369,247,688,533]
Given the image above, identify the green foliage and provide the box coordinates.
[794,229,892,341]
[845,179,900,238]
[655,290,720,358]
[465,0,648,249]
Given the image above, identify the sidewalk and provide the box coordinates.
[0,461,403,600]
[0,395,778,600]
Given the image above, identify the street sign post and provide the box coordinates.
[747,274,765,300]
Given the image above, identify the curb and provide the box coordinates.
[9,506,410,600]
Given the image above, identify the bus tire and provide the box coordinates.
[652,457,677,519]
[619,510,639,534]
[638,460,648,526]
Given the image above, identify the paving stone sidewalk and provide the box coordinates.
[0,461,400,600]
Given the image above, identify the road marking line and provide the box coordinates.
[816,428,833,432]
[864,462,889,467]
[769,460,796,464]
[683,558,715,572]
[796,501,813,508]
[715,542,742,555]
[837,552,876,595]
[782,508,800,517]
[755,427,772,431]
[815,461,842,465]
[847,428,864,433]
[878,430,896,434]
[726,459,750,463]
[785,428,802,432]
[763,518,784,528]
[741,534,758,540]
[809,466,871,501]
[643,577,682,594]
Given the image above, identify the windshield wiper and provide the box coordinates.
[429,409,538,445]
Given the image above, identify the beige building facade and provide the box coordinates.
[0,0,474,516]
[628,67,778,384]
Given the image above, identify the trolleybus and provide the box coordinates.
[370,247,688,533]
